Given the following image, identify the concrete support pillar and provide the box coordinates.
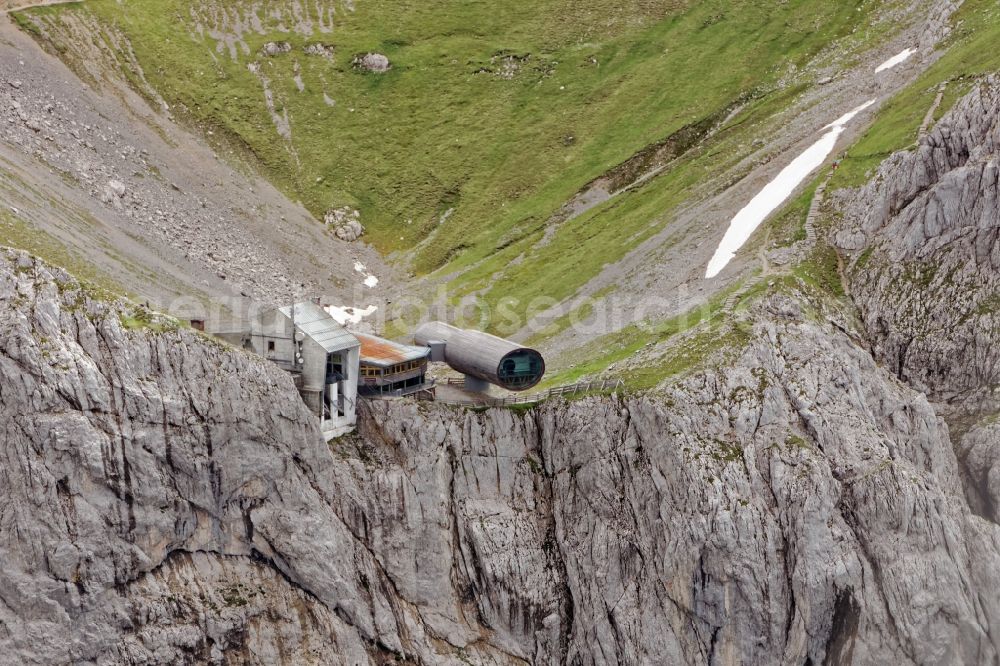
[464,374,489,394]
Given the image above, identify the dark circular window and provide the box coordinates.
[497,349,545,391]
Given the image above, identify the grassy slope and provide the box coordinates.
[21,0,980,396]
[595,0,1000,393]
[20,0,881,326]
[0,209,120,294]
[831,0,1000,188]
[589,0,1000,394]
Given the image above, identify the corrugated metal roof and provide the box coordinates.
[279,302,359,353]
[356,333,429,367]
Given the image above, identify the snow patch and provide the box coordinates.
[326,304,378,326]
[354,260,379,289]
[705,99,876,279]
[822,99,878,130]
[875,48,916,73]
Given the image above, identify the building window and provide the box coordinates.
[267,340,275,353]
[326,354,345,384]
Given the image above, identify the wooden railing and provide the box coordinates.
[435,378,625,408]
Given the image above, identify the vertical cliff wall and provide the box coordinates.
[0,249,421,664]
[3,243,999,664]
[351,291,1000,665]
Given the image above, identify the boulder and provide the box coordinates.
[261,41,291,57]
[352,52,391,73]
[100,179,127,208]
[324,206,365,241]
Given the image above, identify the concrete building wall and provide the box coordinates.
[251,310,296,369]
[300,336,327,391]
[340,346,360,422]
[249,308,361,438]
[350,346,361,411]
[318,344,359,435]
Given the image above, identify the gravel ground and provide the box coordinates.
[0,5,397,329]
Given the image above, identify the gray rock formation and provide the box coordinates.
[0,249,380,663]
[961,418,1000,524]
[304,43,334,59]
[260,41,292,57]
[353,291,1000,665]
[100,179,127,209]
[839,76,1000,411]
[4,247,1000,664]
[325,206,365,242]
[353,52,391,73]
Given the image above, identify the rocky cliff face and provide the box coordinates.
[4,243,1000,665]
[835,75,1000,533]
[837,76,1000,413]
[0,249,384,664]
[352,294,1000,665]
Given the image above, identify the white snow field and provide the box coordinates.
[705,99,876,278]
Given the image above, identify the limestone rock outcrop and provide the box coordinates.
[0,250,394,664]
[353,52,390,73]
[325,206,365,242]
[3,248,1000,664]
[839,77,1000,410]
[351,293,1000,665]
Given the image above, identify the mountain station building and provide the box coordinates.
[249,302,360,439]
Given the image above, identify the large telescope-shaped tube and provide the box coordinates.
[414,322,545,392]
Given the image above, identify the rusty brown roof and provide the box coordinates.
[356,333,430,367]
